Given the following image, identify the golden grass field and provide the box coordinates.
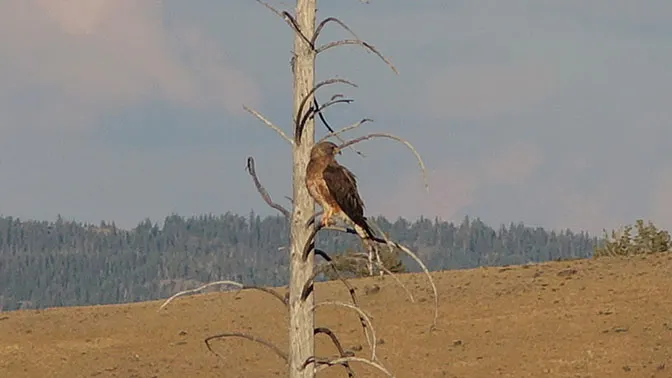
[1,254,671,378]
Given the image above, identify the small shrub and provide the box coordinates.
[594,219,671,258]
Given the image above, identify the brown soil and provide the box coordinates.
[1,254,671,378]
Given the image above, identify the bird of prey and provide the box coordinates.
[305,141,376,239]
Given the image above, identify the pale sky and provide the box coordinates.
[1,0,671,235]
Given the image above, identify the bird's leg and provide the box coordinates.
[320,208,334,228]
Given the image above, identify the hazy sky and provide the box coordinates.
[1,0,671,235]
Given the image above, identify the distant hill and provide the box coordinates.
[0,213,598,311]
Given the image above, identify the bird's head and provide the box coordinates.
[311,141,341,159]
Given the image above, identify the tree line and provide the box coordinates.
[0,212,598,311]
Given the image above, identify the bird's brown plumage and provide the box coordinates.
[305,141,375,239]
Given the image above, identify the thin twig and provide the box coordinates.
[246,157,291,219]
[305,356,394,377]
[338,133,429,192]
[295,78,358,144]
[205,332,288,363]
[158,281,286,310]
[317,40,398,75]
[312,301,377,361]
[243,105,293,145]
[318,119,373,144]
[315,327,356,377]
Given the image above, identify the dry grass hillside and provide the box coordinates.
[1,254,671,378]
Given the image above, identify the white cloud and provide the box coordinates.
[0,0,260,131]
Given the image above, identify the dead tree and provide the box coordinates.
[160,1,438,377]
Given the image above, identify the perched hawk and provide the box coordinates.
[305,141,376,239]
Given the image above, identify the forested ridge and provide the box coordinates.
[0,213,598,312]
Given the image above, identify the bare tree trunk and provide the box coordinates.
[160,2,437,376]
[289,0,316,377]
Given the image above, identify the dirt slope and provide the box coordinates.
[1,254,671,378]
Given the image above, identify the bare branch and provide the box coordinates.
[243,105,293,145]
[338,133,429,192]
[254,1,312,49]
[303,356,394,377]
[312,301,378,361]
[318,119,373,144]
[205,332,288,363]
[246,157,291,219]
[315,327,356,377]
[312,17,397,76]
[158,280,287,311]
[295,78,358,144]
[317,40,398,75]
[159,280,243,310]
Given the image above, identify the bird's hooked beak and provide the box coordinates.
[335,147,342,155]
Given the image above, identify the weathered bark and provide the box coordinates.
[288,0,317,377]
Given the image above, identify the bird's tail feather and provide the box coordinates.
[354,217,376,240]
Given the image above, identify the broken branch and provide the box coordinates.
[205,332,288,363]
[295,78,358,144]
[338,133,429,192]
[243,105,293,145]
[246,157,291,219]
